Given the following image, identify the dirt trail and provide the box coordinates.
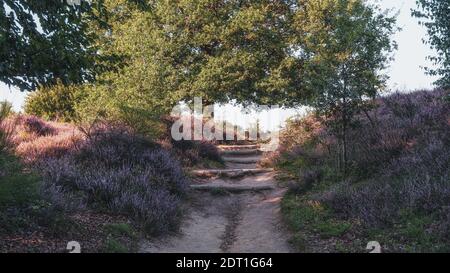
[140,145,292,253]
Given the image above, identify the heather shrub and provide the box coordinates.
[161,116,223,166]
[276,89,450,239]
[37,125,189,235]
[169,140,222,166]
[14,118,81,163]
[438,207,450,240]
[278,89,449,180]
[197,141,222,162]
[21,115,56,137]
[323,134,450,227]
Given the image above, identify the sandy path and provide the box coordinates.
[139,145,292,253]
[227,189,291,253]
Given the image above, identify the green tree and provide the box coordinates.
[0,0,106,91]
[78,0,301,134]
[413,0,450,88]
[292,0,397,173]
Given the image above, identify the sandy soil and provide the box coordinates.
[139,146,292,253]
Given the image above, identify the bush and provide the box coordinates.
[37,125,189,235]
[15,120,81,163]
[276,89,450,250]
[24,80,87,122]
[0,152,43,234]
[0,101,14,153]
[74,83,166,139]
[167,140,223,167]
[197,141,222,162]
[22,116,56,137]
[276,89,449,188]
[161,116,223,166]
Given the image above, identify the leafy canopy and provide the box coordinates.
[293,0,397,118]
[85,0,299,108]
[78,0,303,133]
[413,0,450,88]
[0,0,106,91]
[291,0,397,173]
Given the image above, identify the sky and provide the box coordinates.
[0,0,440,130]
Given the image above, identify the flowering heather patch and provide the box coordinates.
[275,89,450,244]
[21,115,56,137]
[161,116,223,166]
[14,118,82,163]
[10,118,189,235]
[16,134,80,163]
[34,125,189,235]
[197,140,222,162]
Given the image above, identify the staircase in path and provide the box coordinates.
[140,143,292,253]
[191,144,275,192]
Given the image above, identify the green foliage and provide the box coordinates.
[0,1,107,91]
[413,0,450,88]
[104,238,128,253]
[288,233,307,252]
[396,210,433,243]
[0,101,14,152]
[103,222,137,253]
[25,80,87,122]
[281,194,352,251]
[365,210,448,252]
[78,0,301,132]
[75,82,167,138]
[104,223,136,238]
[292,0,397,173]
[0,101,12,120]
[314,220,351,239]
[28,0,396,137]
[294,0,397,106]
[0,153,39,207]
[0,152,41,233]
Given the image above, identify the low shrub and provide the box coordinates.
[275,89,450,251]
[24,80,87,122]
[0,101,15,153]
[197,141,223,162]
[36,124,189,235]
[15,118,81,163]
[0,152,44,234]
[161,116,223,166]
[170,140,223,167]
[21,115,56,137]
